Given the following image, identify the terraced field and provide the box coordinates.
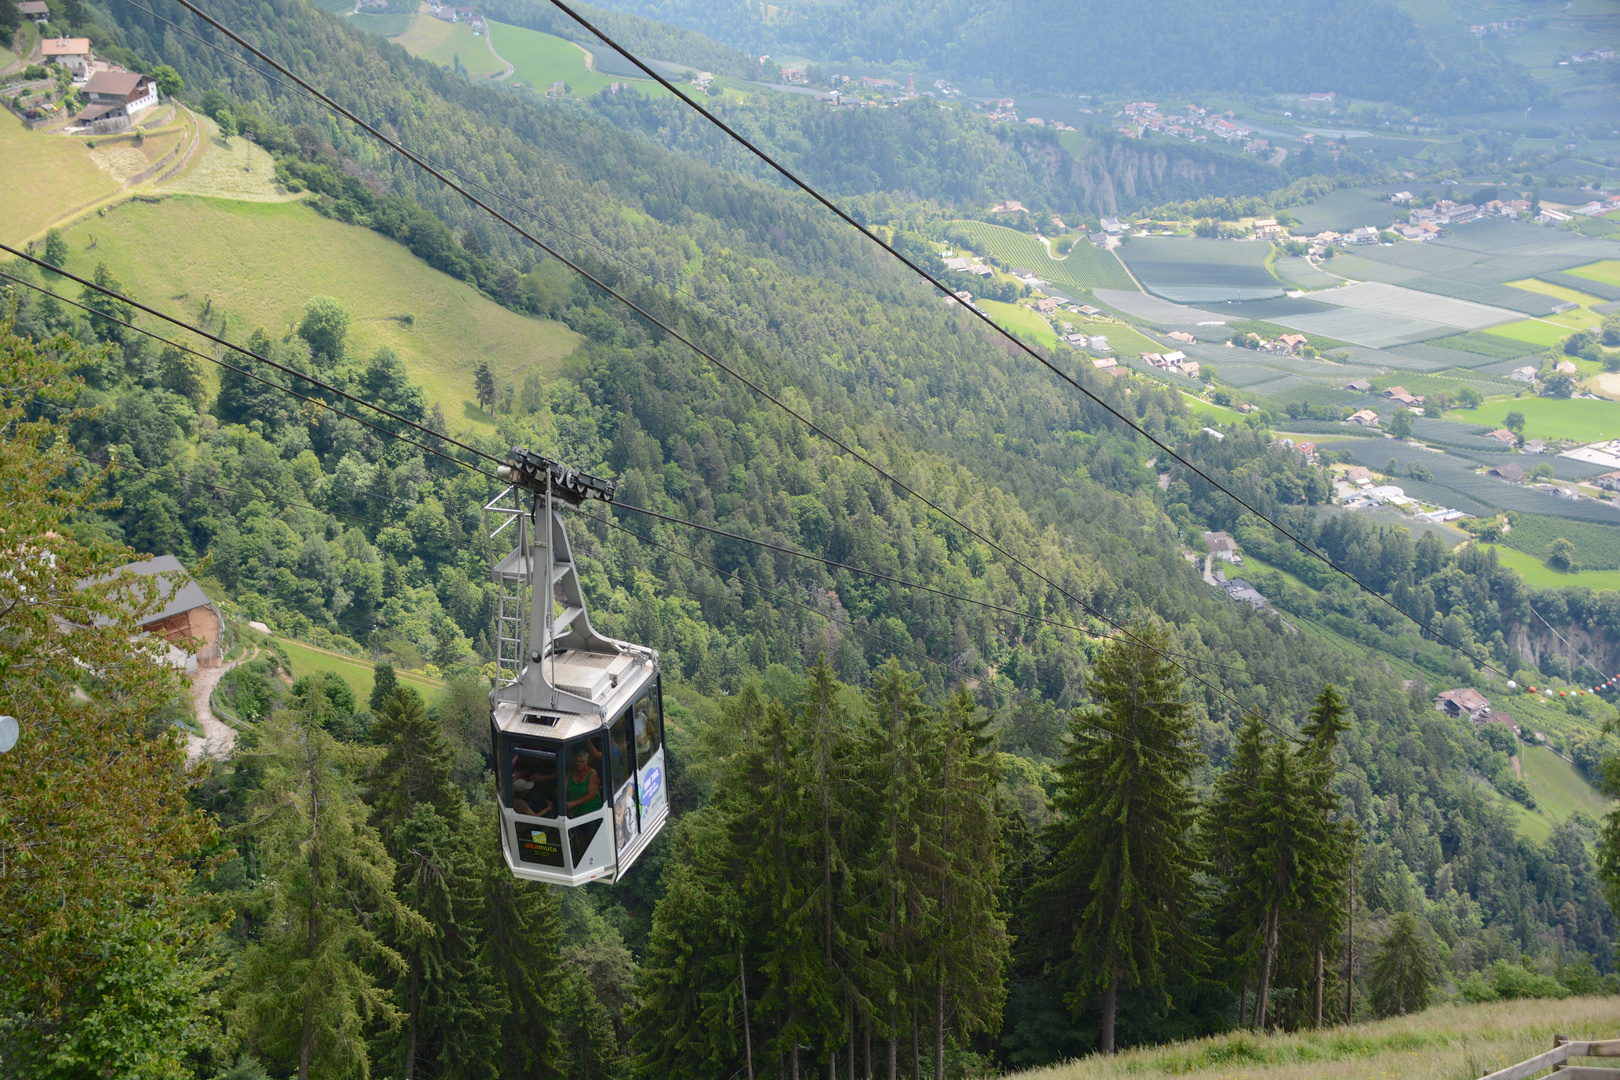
[946,221,1136,293]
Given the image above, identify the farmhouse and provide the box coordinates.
[1091,356,1117,370]
[1435,687,1491,721]
[1346,409,1380,426]
[1344,466,1373,484]
[1350,227,1380,245]
[1510,366,1538,382]
[1277,333,1307,353]
[1035,296,1059,313]
[78,71,158,131]
[17,0,48,21]
[104,555,225,672]
[1252,218,1283,240]
[1486,463,1525,483]
[1223,579,1267,610]
[1484,429,1517,445]
[1554,360,1579,375]
[1593,471,1620,492]
[41,36,92,73]
[1344,379,1372,392]
[1166,330,1197,345]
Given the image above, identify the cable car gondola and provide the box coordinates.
[485,449,667,886]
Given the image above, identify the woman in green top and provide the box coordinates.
[566,747,602,815]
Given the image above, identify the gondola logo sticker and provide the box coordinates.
[640,765,662,809]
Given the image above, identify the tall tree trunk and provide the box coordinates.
[405,963,419,1079]
[1253,907,1279,1030]
[912,1006,920,1080]
[1345,860,1356,1024]
[740,949,754,1080]
[887,1005,897,1080]
[1313,946,1325,1029]
[1100,975,1119,1055]
[847,1001,854,1080]
[298,779,321,1080]
[791,1044,800,1080]
[934,975,945,1080]
[863,1018,871,1080]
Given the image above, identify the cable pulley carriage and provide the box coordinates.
[486,448,667,886]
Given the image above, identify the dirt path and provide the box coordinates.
[186,645,254,762]
[486,28,515,80]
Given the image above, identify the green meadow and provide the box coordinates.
[49,196,580,424]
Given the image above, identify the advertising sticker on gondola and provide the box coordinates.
[639,764,662,814]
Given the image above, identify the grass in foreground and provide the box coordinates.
[48,196,580,422]
[1018,997,1620,1080]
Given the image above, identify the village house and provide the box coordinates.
[78,71,158,131]
[1523,439,1546,455]
[1252,218,1284,240]
[1554,359,1579,375]
[41,36,93,73]
[1383,386,1423,406]
[1034,296,1059,313]
[1593,471,1620,492]
[17,0,49,21]
[1101,217,1123,235]
[1349,226,1381,245]
[1435,687,1491,721]
[1166,330,1196,345]
[1091,356,1117,370]
[1223,578,1267,609]
[1277,333,1307,354]
[1347,409,1380,427]
[1486,463,1525,483]
[1202,531,1241,563]
[1484,428,1517,445]
[1344,466,1373,485]
[1510,365,1538,382]
[1344,378,1372,392]
[992,200,1026,214]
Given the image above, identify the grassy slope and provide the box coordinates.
[977,298,1058,346]
[48,197,580,424]
[390,4,506,79]
[487,21,667,99]
[1016,997,1620,1080]
[1519,742,1612,824]
[279,637,443,703]
[1468,397,1620,442]
[0,112,125,244]
[1478,544,1620,591]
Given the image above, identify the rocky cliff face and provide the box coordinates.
[1012,132,1283,216]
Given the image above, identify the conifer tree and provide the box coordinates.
[1295,686,1357,1027]
[1205,714,1273,1023]
[369,661,399,713]
[385,803,503,1080]
[368,687,459,850]
[1368,912,1436,1017]
[481,813,569,1080]
[1026,625,1206,1054]
[231,680,425,1080]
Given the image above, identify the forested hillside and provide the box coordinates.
[2,0,1617,1075]
[576,0,1539,111]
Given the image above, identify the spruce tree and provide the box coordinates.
[482,812,569,1080]
[231,680,425,1080]
[1025,625,1206,1054]
[369,661,399,713]
[368,687,460,850]
[1205,714,1272,1024]
[1368,912,1437,1017]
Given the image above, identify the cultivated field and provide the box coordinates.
[1311,280,1521,330]
[47,196,580,421]
[1116,237,1281,302]
[1486,317,1578,347]
[1572,260,1620,289]
[390,4,507,79]
[1014,998,1620,1080]
[947,221,1136,293]
[487,21,666,98]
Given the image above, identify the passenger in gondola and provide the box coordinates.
[566,746,603,814]
[633,701,653,759]
[513,760,555,818]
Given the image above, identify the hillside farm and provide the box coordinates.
[945,220,1136,292]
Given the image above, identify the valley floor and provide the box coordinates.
[1016,997,1620,1080]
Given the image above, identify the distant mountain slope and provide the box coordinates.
[584,0,1539,112]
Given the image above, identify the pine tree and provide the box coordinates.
[1368,912,1437,1017]
[1025,625,1206,1054]
[1295,686,1358,1028]
[231,680,425,1080]
[369,661,399,713]
[482,812,569,1080]
[1205,714,1273,1024]
[367,687,459,850]
[385,803,503,1080]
